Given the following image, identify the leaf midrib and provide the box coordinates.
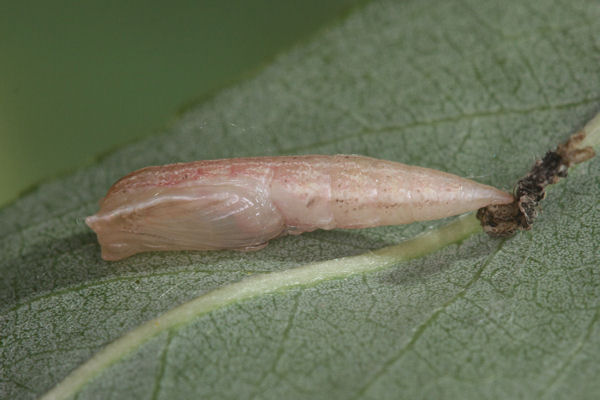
[41,213,481,400]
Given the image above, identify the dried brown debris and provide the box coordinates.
[477,131,596,237]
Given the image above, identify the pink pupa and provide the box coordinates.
[86,155,513,260]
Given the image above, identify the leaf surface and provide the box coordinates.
[1,0,600,399]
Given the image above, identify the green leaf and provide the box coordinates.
[2,0,600,399]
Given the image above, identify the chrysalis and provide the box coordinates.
[86,155,513,260]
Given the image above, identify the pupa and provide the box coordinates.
[86,155,513,260]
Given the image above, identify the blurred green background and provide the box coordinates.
[0,0,361,207]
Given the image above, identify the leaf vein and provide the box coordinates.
[351,239,505,398]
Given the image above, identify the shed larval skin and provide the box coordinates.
[86,155,513,260]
